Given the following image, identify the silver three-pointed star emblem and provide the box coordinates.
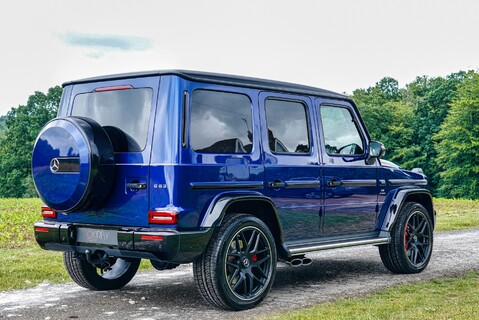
[50,158,60,173]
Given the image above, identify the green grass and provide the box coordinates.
[265,270,479,320]
[0,198,43,249]
[434,198,479,231]
[0,247,69,290]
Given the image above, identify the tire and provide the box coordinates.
[193,214,277,310]
[32,116,115,213]
[63,252,140,290]
[379,202,433,274]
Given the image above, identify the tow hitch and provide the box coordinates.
[84,249,112,271]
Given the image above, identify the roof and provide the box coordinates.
[63,70,349,101]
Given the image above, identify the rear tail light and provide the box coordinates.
[141,235,164,241]
[41,206,57,219]
[35,227,50,233]
[148,211,178,225]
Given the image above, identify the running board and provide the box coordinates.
[286,237,390,255]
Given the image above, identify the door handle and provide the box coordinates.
[326,179,342,187]
[268,181,286,188]
[126,182,147,190]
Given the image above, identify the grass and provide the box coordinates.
[265,270,479,320]
[433,198,479,231]
[1,197,479,318]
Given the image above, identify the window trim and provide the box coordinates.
[189,88,254,155]
[264,97,312,156]
[181,91,189,148]
[319,103,367,158]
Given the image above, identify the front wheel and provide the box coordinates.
[193,214,277,310]
[379,202,433,274]
[63,252,140,290]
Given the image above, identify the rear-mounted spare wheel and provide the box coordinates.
[32,116,115,213]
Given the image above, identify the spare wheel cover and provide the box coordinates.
[32,116,115,213]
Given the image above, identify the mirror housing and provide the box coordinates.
[367,141,386,164]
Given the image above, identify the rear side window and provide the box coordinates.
[265,99,310,154]
[320,105,364,156]
[190,90,253,154]
[72,88,152,152]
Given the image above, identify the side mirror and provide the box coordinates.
[367,141,386,164]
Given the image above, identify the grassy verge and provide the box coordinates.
[1,197,478,292]
[265,270,479,320]
[434,198,479,231]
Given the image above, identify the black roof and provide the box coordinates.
[63,70,349,101]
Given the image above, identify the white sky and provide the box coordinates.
[1,0,478,116]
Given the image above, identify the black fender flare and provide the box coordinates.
[200,192,286,256]
[379,187,435,232]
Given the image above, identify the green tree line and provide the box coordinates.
[0,71,478,199]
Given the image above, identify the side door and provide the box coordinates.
[317,100,379,235]
[260,92,322,242]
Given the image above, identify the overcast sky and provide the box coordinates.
[1,0,478,116]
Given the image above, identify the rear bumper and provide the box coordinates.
[34,221,213,263]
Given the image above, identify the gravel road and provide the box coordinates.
[1,228,478,320]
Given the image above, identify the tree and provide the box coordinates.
[404,72,469,191]
[352,77,413,164]
[0,86,62,198]
[434,73,479,199]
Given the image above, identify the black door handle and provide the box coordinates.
[126,182,147,190]
[268,181,286,188]
[326,179,342,187]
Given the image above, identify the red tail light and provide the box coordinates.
[141,235,164,241]
[35,227,50,233]
[41,206,57,219]
[148,211,178,225]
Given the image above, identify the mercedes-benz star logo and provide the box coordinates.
[50,158,60,173]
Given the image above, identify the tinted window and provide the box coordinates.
[72,88,152,152]
[190,90,253,154]
[265,99,310,154]
[320,105,364,156]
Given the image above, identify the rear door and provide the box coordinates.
[60,76,160,227]
[260,92,322,242]
[316,100,379,235]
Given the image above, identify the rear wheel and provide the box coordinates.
[379,202,433,273]
[63,252,140,290]
[193,214,277,310]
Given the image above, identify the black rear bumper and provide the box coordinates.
[34,221,213,263]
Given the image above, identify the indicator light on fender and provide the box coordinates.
[148,211,178,225]
[41,206,57,219]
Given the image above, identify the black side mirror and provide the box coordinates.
[367,141,386,164]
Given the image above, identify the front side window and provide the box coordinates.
[265,99,310,154]
[72,88,152,152]
[320,105,364,156]
[190,90,253,154]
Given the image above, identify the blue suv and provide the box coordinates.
[32,70,435,310]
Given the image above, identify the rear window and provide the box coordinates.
[190,90,253,154]
[72,88,152,152]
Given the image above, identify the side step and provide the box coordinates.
[285,236,390,255]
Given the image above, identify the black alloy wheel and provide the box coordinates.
[224,225,274,301]
[379,202,434,274]
[403,209,433,268]
[193,214,277,310]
